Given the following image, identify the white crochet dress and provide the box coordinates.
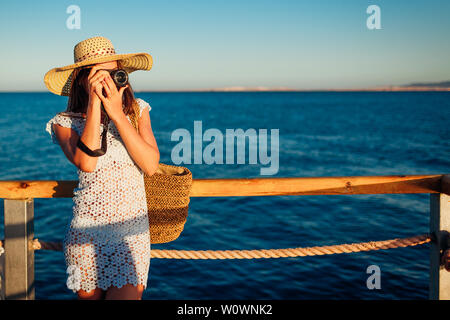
[45,98,152,293]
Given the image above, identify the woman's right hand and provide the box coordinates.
[86,66,110,107]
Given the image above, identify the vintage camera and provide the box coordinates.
[109,69,128,88]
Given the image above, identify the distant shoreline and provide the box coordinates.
[136,86,450,92]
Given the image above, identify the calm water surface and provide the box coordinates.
[0,91,449,299]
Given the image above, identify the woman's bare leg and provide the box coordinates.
[105,284,145,300]
[77,288,106,300]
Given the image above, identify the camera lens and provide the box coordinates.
[110,69,128,87]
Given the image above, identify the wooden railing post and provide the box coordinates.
[430,175,450,300]
[3,199,35,300]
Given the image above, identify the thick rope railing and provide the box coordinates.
[0,234,431,259]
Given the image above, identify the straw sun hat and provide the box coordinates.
[44,36,153,96]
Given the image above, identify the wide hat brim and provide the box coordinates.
[44,52,152,96]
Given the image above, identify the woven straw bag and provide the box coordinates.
[130,102,193,243]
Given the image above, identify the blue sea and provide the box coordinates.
[0,91,449,300]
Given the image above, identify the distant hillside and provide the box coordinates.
[203,81,450,92]
[134,81,450,92]
[403,81,450,88]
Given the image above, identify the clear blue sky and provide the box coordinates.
[0,0,449,91]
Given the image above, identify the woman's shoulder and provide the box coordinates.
[135,98,152,117]
[46,111,85,144]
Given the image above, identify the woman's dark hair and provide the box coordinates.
[67,60,138,118]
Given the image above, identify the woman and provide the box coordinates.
[44,36,160,300]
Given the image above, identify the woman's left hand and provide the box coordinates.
[94,73,128,122]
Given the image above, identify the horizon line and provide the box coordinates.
[1,86,450,93]
[0,87,450,93]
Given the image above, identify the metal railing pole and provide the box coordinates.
[429,174,450,300]
[3,198,35,300]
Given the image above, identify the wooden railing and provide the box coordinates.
[0,174,449,300]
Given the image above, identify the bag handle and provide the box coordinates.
[130,100,140,133]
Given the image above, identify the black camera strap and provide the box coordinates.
[76,104,110,157]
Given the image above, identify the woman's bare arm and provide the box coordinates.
[53,101,102,172]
